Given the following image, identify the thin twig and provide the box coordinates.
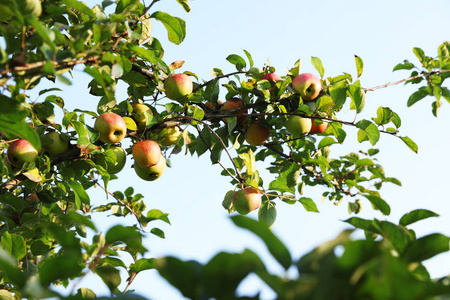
[87,174,144,229]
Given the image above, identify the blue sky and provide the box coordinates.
[42,0,450,298]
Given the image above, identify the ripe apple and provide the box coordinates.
[261,73,282,84]
[132,140,161,168]
[205,100,223,110]
[94,112,127,144]
[245,122,270,146]
[160,127,183,147]
[103,145,127,174]
[7,139,39,168]
[131,103,153,130]
[134,154,166,181]
[232,187,262,215]
[221,98,248,124]
[292,73,321,101]
[42,132,69,158]
[164,73,193,100]
[285,115,312,136]
[26,193,40,204]
[309,120,328,134]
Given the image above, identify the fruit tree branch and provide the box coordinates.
[363,69,450,92]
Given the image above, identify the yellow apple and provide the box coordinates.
[131,103,153,130]
[134,154,166,181]
[285,115,312,136]
[245,122,270,146]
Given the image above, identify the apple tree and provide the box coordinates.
[0,0,450,299]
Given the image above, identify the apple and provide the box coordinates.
[309,120,328,134]
[102,145,127,174]
[160,127,183,147]
[94,112,127,144]
[285,115,312,136]
[245,122,270,146]
[221,98,248,124]
[232,187,262,215]
[7,139,39,168]
[132,140,161,168]
[26,193,40,204]
[261,73,282,84]
[18,0,42,17]
[164,73,193,100]
[42,132,69,158]
[292,73,321,101]
[134,154,166,181]
[131,103,153,130]
[205,100,223,110]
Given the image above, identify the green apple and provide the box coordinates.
[134,154,166,181]
[7,139,39,168]
[245,122,270,146]
[132,140,161,168]
[101,145,126,174]
[18,0,42,17]
[164,73,193,100]
[160,127,183,147]
[131,103,153,130]
[94,112,127,144]
[285,115,312,136]
[232,187,262,215]
[292,73,321,101]
[42,131,69,158]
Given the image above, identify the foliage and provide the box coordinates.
[0,0,449,299]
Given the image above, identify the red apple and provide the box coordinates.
[132,140,161,168]
[285,115,312,136]
[164,73,193,100]
[7,139,39,168]
[134,154,166,181]
[292,73,321,101]
[94,113,127,144]
[245,122,270,146]
[261,73,282,84]
[232,187,262,215]
[309,120,328,134]
[221,98,248,124]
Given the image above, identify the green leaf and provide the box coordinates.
[176,0,191,12]
[399,209,439,227]
[311,56,324,78]
[147,209,170,224]
[316,96,333,112]
[363,195,390,215]
[393,60,415,71]
[94,264,121,292]
[400,136,418,153]
[403,234,450,262]
[155,257,202,299]
[413,47,426,63]
[0,247,26,288]
[329,82,347,108]
[61,0,95,18]
[204,79,219,104]
[407,88,429,107]
[354,55,363,77]
[105,225,145,254]
[356,120,380,146]
[151,228,165,238]
[348,83,365,113]
[1,232,26,261]
[372,106,393,126]
[243,49,254,69]
[39,255,83,287]
[150,11,186,45]
[231,215,292,270]
[226,54,246,71]
[68,180,90,208]
[258,201,277,228]
[130,45,157,64]
[318,136,337,149]
[298,197,319,213]
[202,249,265,299]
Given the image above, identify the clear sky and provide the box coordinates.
[43,0,450,298]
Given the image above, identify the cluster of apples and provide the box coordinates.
[93,111,172,181]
